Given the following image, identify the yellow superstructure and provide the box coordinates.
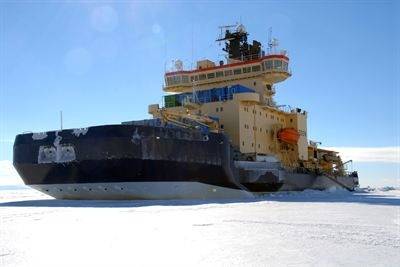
[149,25,346,176]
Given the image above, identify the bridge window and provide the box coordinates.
[243,67,251,73]
[167,75,182,85]
[166,76,172,85]
[216,71,224,78]
[233,68,242,75]
[265,60,273,69]
[283,61,288,71]
[274,60,282,70]
[252,65,261,72]
[207,73,215,79]
[224,69,233,76]
[199,74,206,80]
[182,75,189,83]
[191,75,199,82]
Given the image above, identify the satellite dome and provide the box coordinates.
[236,24,246,33]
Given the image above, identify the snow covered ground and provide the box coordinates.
[0,188,399,267]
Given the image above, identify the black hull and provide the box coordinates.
[14,124,283,199]
[15,158,238,189]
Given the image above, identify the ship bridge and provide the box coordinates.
[164,53,291,93]
[164,24,290,93]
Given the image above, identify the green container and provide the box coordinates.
[164,95,179,108]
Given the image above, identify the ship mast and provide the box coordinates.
[216,24,263,62]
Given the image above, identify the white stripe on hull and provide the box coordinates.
[30,182,255,200]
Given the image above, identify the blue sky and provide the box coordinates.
[0,1,399,187]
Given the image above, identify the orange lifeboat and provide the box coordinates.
[277,128,300,145]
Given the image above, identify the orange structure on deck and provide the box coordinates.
[277,128,300,145]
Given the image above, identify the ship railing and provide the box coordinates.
[275,105,293,113]
[265,50,287,56]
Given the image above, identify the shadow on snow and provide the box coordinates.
[0,190,399,208]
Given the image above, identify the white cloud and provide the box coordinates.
[0,160,23,186]
[322,146,400,163]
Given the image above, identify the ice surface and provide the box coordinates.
[0,188,399,267]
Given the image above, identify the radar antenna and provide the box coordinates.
[267,27,279,54]
[217,24,237,45]
[216,23,263,61]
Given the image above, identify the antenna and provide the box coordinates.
[191,22,195,69]
[217,24,236,44]
[267,27,272,53]
[267,27,279,54]
[60,111,63,131]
